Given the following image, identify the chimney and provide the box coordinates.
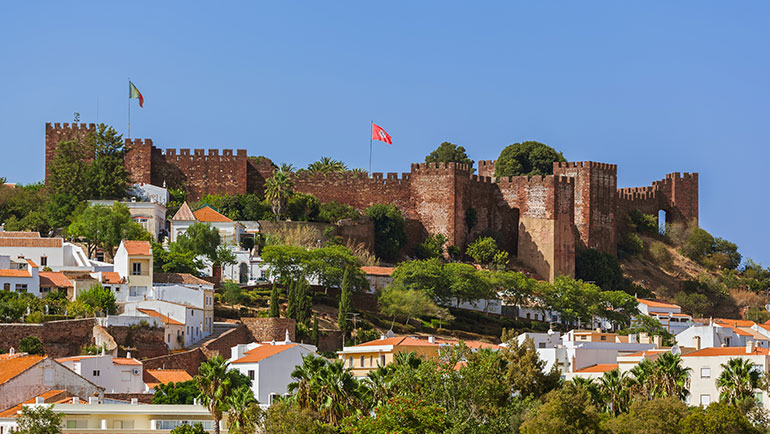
[35,397,44,404]
[131,398,138,405]
[747,340,754,354]
[652,335,662,348]
[428,336,435,344]
[379,334,386,340]
[126,351,131,359]
[692,336,701,351]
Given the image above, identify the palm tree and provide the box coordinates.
[287,354,328,409]
[598,369,630,415]
[571,377,602,407]
[264,169,293,219]
[225,386,262,434]
[307,157,348,174]
[363,365,395,409]
[195,356,235,434]
[628,358,657,400]
[279,163,295,173]
[653,352,691,400]
[315,360,362,425]
[717,357,763,405]
[349,168,368,177]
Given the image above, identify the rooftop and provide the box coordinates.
[193,205,232,223]
[683,347,770,357]
[574,363,619,373]
[154,272,213,287]
[100,271,124,284]
[0,237,62,248]
[39,271,74,288]
[144,369,193,389]
[351,335,499,350]
[232,343,297,364]
[361,266,394,276]
[0,231,41,238]
[122,240,151,256]
[637,299,680,309]
[0,355,45,385]
[55,355,141,366]
[136,308,183,325]
[0,269,32,278]
[171,202,196,221]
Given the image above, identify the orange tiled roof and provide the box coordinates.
[193,205,232,223]
[39,271,73,288]
[732,328,754,337]
[0,231,40,238]
[361,266,394,276]
[171,202,196,221]
[621,349,668,358]
[715,318,756,328]
[0,238,62,248]
[101,271,124,284]
[683,347,770,357]
[0,355,45,385]
[0,269,31,278]
[143,369,192,388]
[574,363,619,373]
[154,273,213,286]
[55,355,91,363]
[232,344,297,364]
[25,259,38,268]
[637,299,680,309]
[0,390,67,417]
[113,358,141,366]
[122,240,151,256]
[137,308,183,326]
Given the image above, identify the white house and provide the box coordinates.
[56,353,144,394]
[124,300,205,348]
[0,256,40,297]
[228,335,317,405]
[148,284,214,335]
[674,320,768,350]
[0,232,97,272]
[128,183,171,206]
[114,240,153,302]
[88,200,167,241]
[170,203,245,245]
[681,344,770,407]
[636,299,693,335]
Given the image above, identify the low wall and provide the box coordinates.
[0,318,96,358]
[107,325,168,359]
[104,393,155,404]
[142,349,207,376]
[241,317,295,342]
[200,325,252,358]
[98,316,164,328]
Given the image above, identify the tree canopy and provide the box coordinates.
[365,204,406,261]
[494,141,566,177]
[424,142,474,169]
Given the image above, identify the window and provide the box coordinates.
[132,262,142,275]
[3,283,9,291]
[348,356,353,368]
[269,393,279,405]
[700,394,711,406]
[66,420,88,429]
[15,284,27,293]
[369,355,373,367]
[380,355,386,366]
[92,370,100,377]
[600,336,607,341]
[248,370,255,380]
[701,367,711,379]
[360,356,365,367]
[40,256,47,266]
[129,286,138,296]
[538,342,546,348]
[167,334,171,343]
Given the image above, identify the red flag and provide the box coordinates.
[372,123,392,144]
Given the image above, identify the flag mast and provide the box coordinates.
[127,78,131,139]
[369,120,373,174]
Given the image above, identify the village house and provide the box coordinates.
[0,256,40,297]
[636,299,693,334]
[56,353,144,394]
[114,240,153,301]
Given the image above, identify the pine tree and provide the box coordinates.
[338,267,352,334]
[269,284,280,318]
[286,280,297,320]
[311,314,319,347]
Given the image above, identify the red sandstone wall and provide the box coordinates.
[241,317,296,342]
[477,160,496,178]
[0,319,96,358]
[409,163,470,250]
[142,349,207,376]
[617,172,699,229]
[124,139,153,184]
[152,148,249,199]
[293,171,413,212]
[44,123,96,180]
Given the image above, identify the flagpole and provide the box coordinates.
[369,121,373,174]
[127,78,131,139]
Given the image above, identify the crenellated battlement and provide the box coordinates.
[161,148,247,160]
[555,161,617,172]
[495,174,575,187]
[46,122,97,132]
[124,138,154,148]
[410,161,472,174]
[293,170,410,184]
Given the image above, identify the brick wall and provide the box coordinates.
[107,325,168,359]
[241,317,295,342]
[44,123,96,180]
[152,148,249,199]
[104,393,154,404]
[0,318,96,358]
[142,349,207,376]
[199,324,252,358]
[124,139,153,184]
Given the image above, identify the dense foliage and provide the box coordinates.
[494,141,566,177]
[424,142,474,169]
[365,204,407,261]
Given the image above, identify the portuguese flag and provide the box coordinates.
[129,81,144,107]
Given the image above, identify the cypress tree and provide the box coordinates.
[311,313,319,346]
[296,276,312,326]
[286,280,297,320]
[338,267,352,333]
[269,284,280,318]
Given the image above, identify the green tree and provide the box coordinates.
[717,358,762,405]
[603,397,689,434]
[169,423,207,434]
[520,382,603,434]
[47,139,91,200]
[365,204,406,261]
[495,141,566,178]
[68,203,149,258]
[16,404,63,434]
[87,124,132,199]
[307,157,348,174]
[466,236,499,265]
[379,286,444,327]
[152,380,200,404]
[19,336,45,355]
[269,284,281,318]
[679,402,761,434]
[195,356,251,434]
[598,369,631,415]
[287,355,363,426]
[424,142,474,169]
[501,335,560,399]
[287,193,320,221]
[575,248,626,291]
[176,222,221,262]
[342,396,450,434]
[318,201,359,224]
[153,242,204,275]
[222,282,244,308]
[311,314,319,347]
[46,193,82,230]
[265,169,294,220]
[226,386,263,434]
[416,233,448,259]
[262,245,310,283]
[295,276,312,326]
[76,283,117,315]
[338,268,353,333]
[261,400,334,434]
[681,227,715,261]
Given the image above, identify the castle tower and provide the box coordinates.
[44,122,96,180]
[124,138,153,184]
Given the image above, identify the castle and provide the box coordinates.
[45,122,698,281]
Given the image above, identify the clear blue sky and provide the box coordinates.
[1,2,768,265]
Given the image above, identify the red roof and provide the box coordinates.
[171,202,196,221]
[715,318,756,328]
[0,390,67,417]
[0,238,62,248]
[154,273,213,286]
[232,344,297,364]
[39,271,73,288]
[137,308,183,326]
[113,358,142,366]
[0,269,31,278]
[0,231,40,238]
[193,205,232,223]
[354,335,499,350]
[101,271,124,284]
[0,355,45,385]
[638,299,680,309]
[361,266,394,276]
[144,369,193,388]
[574,363,619,373]
[122,240,151,256]
[683,347,770,357]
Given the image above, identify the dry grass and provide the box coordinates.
[345,240,379,266]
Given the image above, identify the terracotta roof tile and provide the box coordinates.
[100,272,124,284]
[683,347,770,357]
[0,355,45,385]
[143,369,192,388]
[0,238,62,248]
[171,202,196,221]
[0,231,40,238]
[0,269,32,278]
[574,363,619,373]
[122,240,151,256]
[25,259,38,268]
[153,273,213,286]
[361,266,394,276]
[715,318,756,328]
[137,308,183,326]
[232,344,296,364]
[113,358,142,366]
[637,299,680,309]
[39,272,73,288]
[0,389,68,417]
[193,205,232,223]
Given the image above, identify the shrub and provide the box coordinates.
[416,234,448,259]
[620,233,644,256]
[681,227,715,261]
[495,141,566,177]
[318,201,359,224]
[627,210,659,234]
[76,283,117,315]
[366,204,406,261]
[466,237,499,265]
[745,306,770,324]
[649,241,673,268]
[19,336,44,355]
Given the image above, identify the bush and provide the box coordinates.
[287,193,320,221]
[674,291,712,318]
[76,283,117,315]
[681,227,715,261]
[627,210,658,234]
[19,336,44,355]
[416,234,448,259]
[466,237,499,265]
[318,201,359,224]
[366,204,406,261]
[649,241,673,268]
[745,306,770,324]
[495,141,566,177]
[620,233,644,256]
